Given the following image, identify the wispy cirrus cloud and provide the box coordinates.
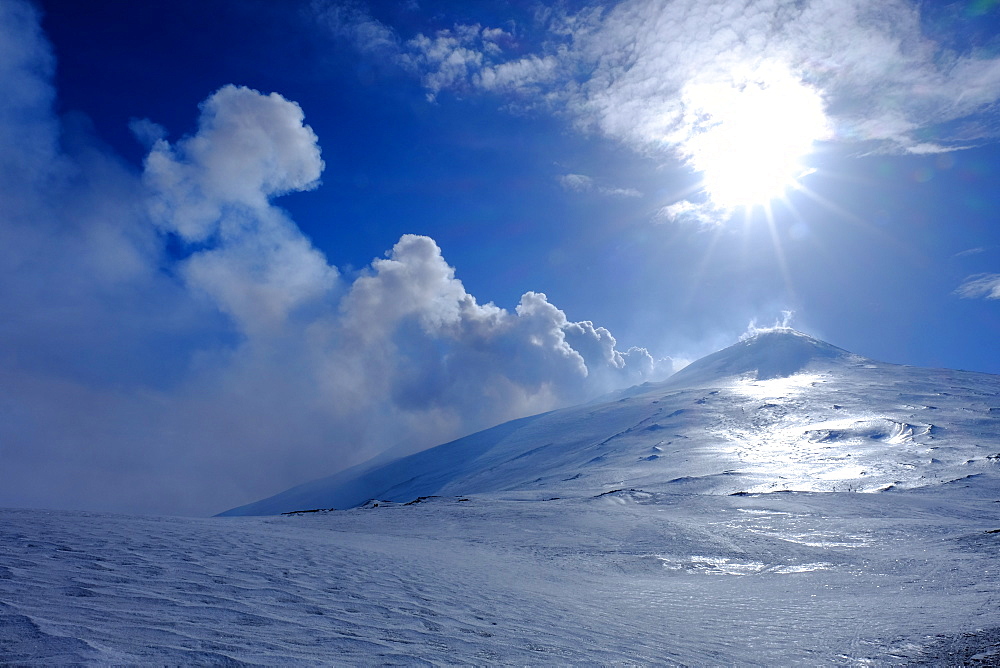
[954,246,992,258]
[956,273,1000,300]
[558,173,641,198]
[656,199,725,226]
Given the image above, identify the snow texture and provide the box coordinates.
[222,329,1000,515]
[3,330,1000,664]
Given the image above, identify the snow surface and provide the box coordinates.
[3,492,1000,664]
[222,329,1000,515]
[4,330,1000,664]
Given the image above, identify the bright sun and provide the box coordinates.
[681,64,829,211]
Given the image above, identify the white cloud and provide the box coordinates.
[128,117,167,148]
[313,2,560,98]
[556,0,1000,155]
[316,0,1000,225]
[144,84,325,242]
[143,85,335,335]
[558,173,593,192]
[475,54,560,93]
[956,274,1000,300]
[0,3,669,515]
[605,186,642,198]
[404,28,486,99]
[558,173,642,198]
[657,199,725,226]
[332,235,670,430]
[321,0,1000,155]
[906,142,972,155]
[313,0,399,58]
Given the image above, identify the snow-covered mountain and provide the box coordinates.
[221,329,1000,516]
[5,330,1000,664]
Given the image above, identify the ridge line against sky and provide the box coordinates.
[2,0,1000,515]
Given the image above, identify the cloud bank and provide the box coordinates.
[0,1,668,516]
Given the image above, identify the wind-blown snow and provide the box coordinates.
[4,330,1000,664]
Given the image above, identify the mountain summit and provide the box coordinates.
[220,331,1000,516]
[665,328,857,386]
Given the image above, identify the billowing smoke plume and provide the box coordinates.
[0,1,669,515]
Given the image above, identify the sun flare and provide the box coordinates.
[681,65,830,211]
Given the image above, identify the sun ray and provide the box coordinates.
[763,198,797,303]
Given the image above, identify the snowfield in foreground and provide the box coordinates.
[4,331,1000,664]
[2,490,1000,665]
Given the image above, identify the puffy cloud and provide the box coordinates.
[340,233,472,337]
[331,236,670,431]
[0,3,668,516]
[956,274,1000,300]
[404,26,487,99]
[179,212,337,335]
[143,85,336,335]
[144,84,324,242]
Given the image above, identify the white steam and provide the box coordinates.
[0,1,668,516]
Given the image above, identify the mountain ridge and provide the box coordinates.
[219,330,1000,516]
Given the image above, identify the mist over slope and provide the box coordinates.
[221,329,1000,516]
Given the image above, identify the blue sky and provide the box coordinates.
[3,0,1000,515]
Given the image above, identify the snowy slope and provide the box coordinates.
[5,329,1000,665]
[222,329,1000,516]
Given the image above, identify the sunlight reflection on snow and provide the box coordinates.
[730,511,877,549]
[656,555,835,575]
[730,373,824,401]
[709,376,937,492]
